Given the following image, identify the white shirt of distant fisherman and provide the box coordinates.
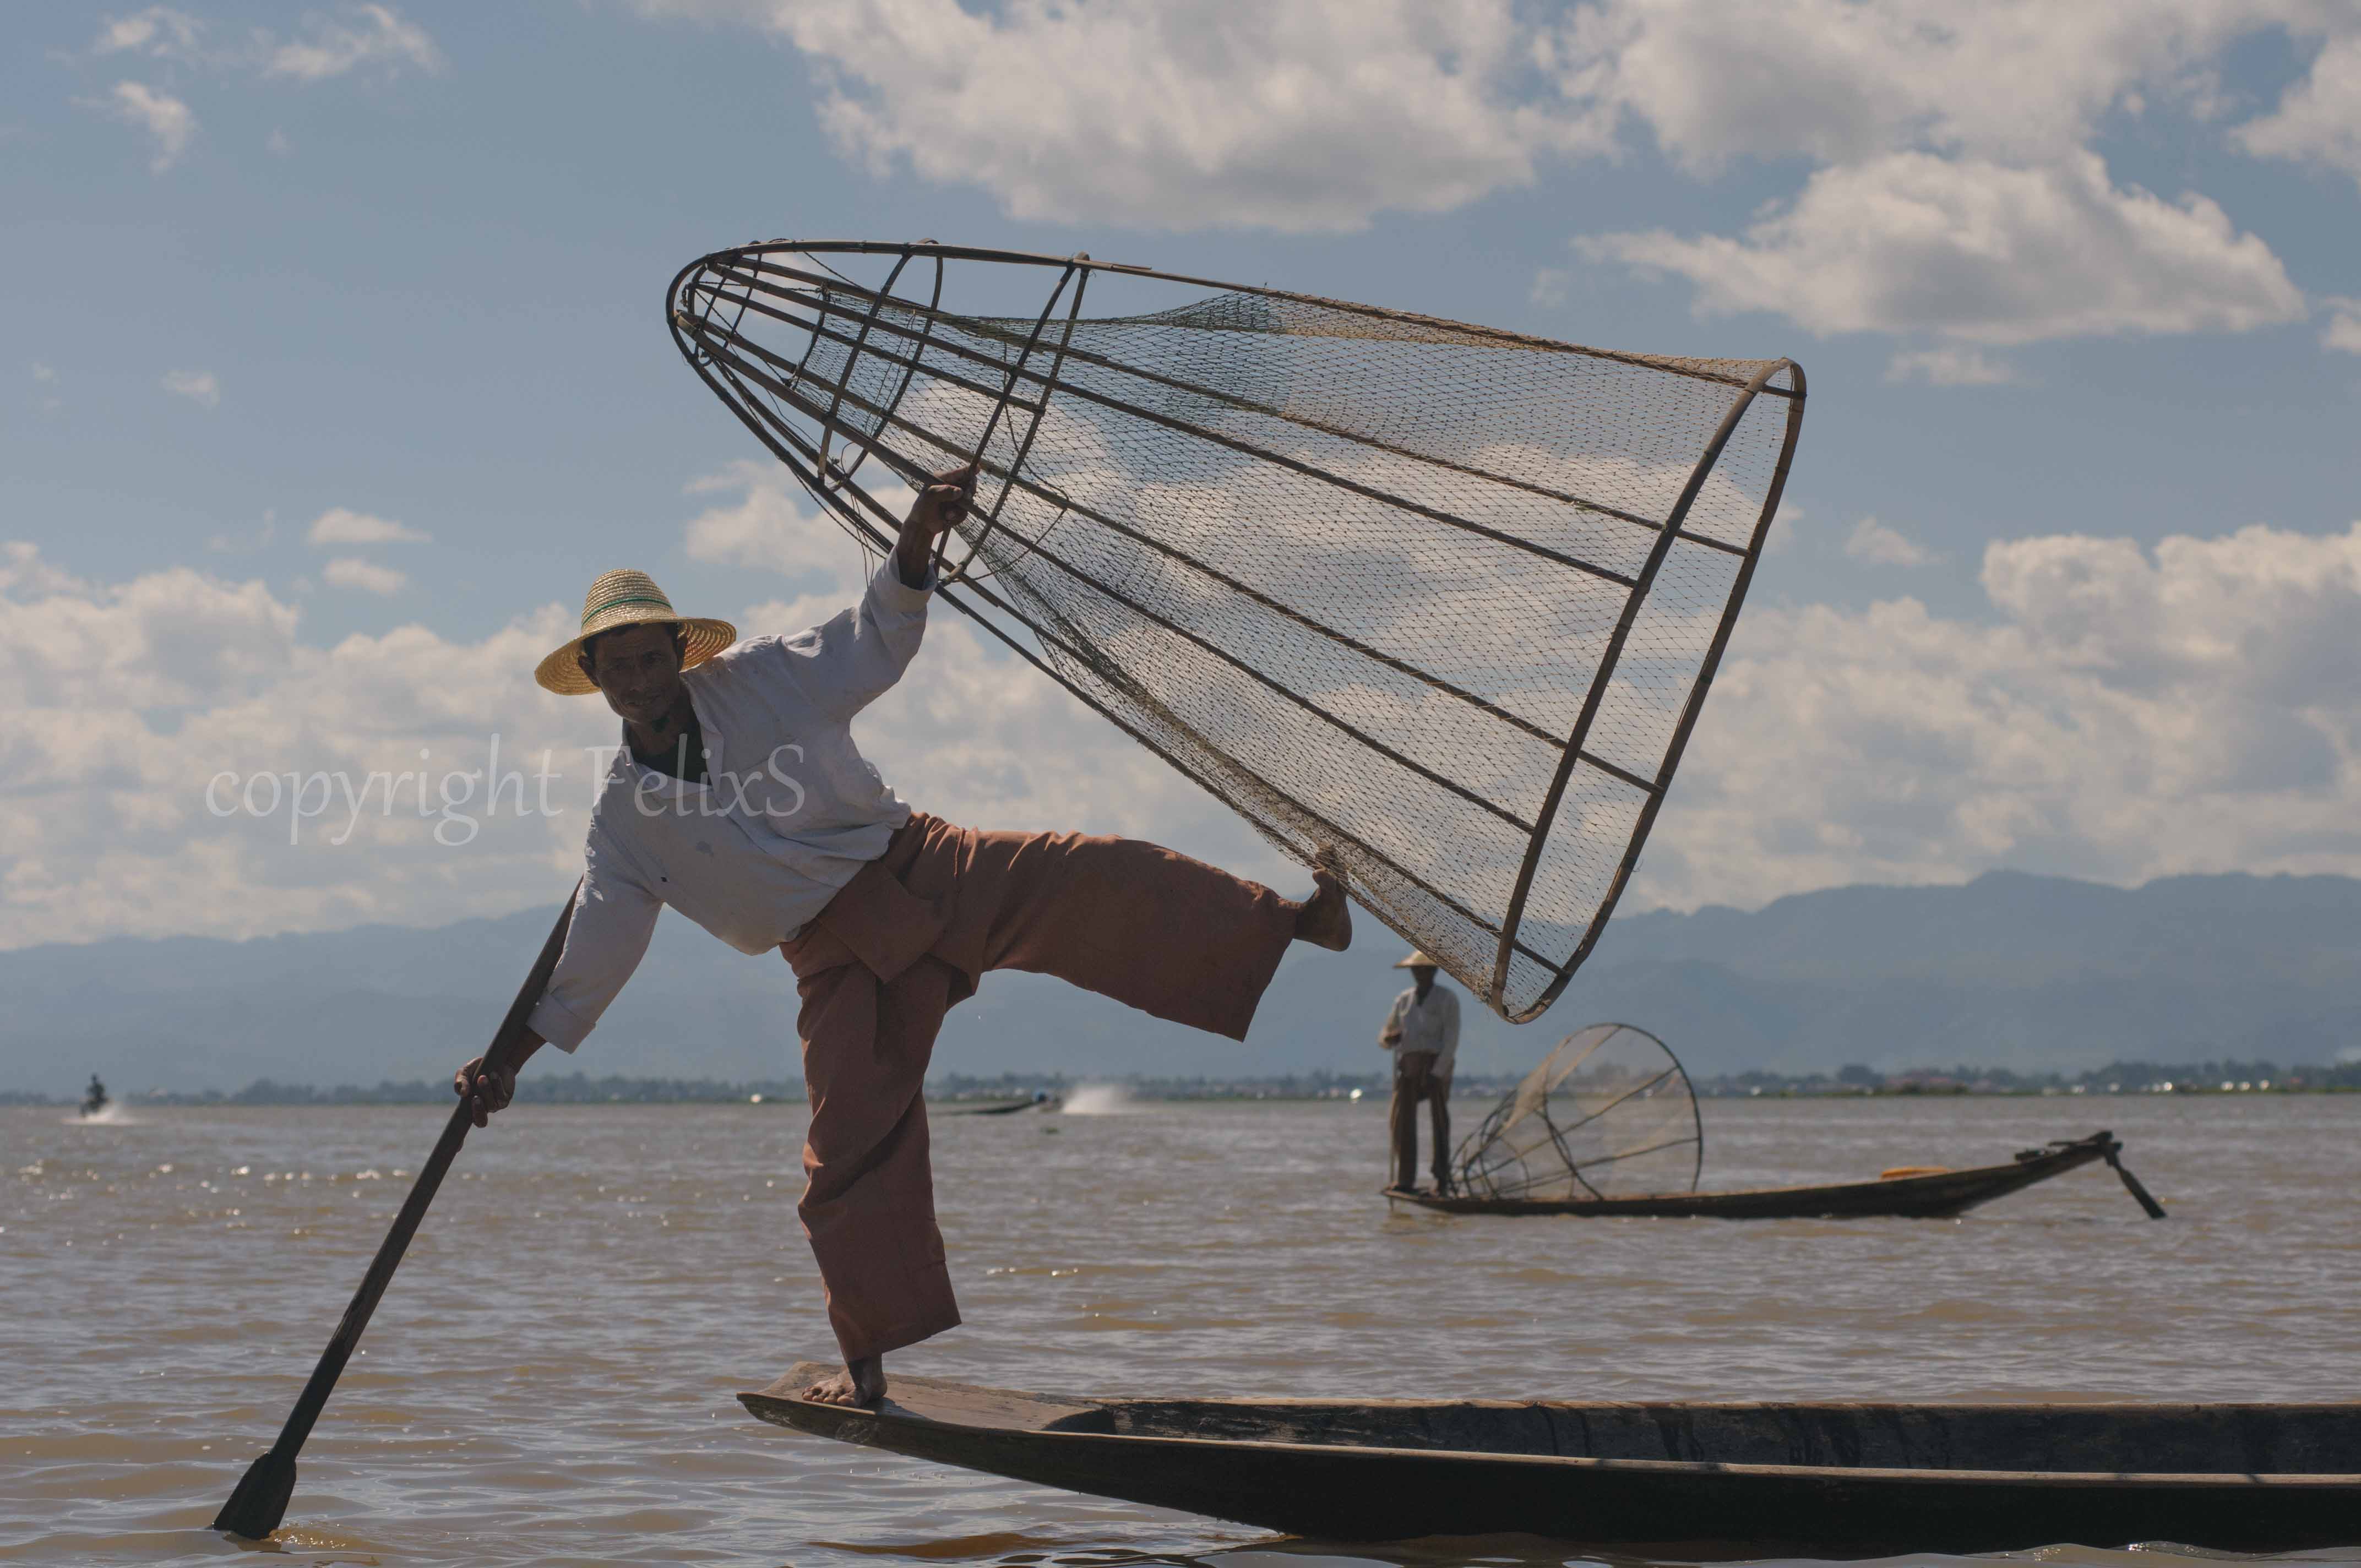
[526,558,931,1053]
[1381,985,1460,1075]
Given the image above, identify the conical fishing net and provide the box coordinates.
[1454,1022,1701,1200]
[668,241,1806,1021]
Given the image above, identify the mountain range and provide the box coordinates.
[9,869,2360,1095]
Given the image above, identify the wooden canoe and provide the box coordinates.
[743,1363,2360,1556]
[1391,1130,2156,1219]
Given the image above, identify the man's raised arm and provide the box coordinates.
[796,462,978,720]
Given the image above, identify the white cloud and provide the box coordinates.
[631,0,2336,357]
[307,507,428,546]
[266,127,292,156]
[2324,297,2361,355]
[2236,33,2361,186]
[1,541,90,600]
[627,0,2341,367]
[1550,3,2335,347]
[322,558,407,595]
[81,81,198,172]
[24,509,2361,951]
[1843,517,1941,568]
[1635,518,2361,911]
[638,0,1609,232]
[1556,0,2311,171]
[1581,151,2304,345]
[91,5,440,86]
[1887,346,2017,385]
[0,543,594,948]
[160,368,219,407]
[0,494,1269,951]
[30,363,55,384]
[264,4,444,81]
[681,461,852,571]
[93,7,204,61]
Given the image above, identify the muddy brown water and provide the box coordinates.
[6,1093,2358,1566]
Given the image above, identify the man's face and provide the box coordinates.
[1411,965,1437,993]
[585,623,684,726]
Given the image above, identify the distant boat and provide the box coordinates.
[743,1362,2361,1555]
[1388,1131,2161,1220]
[78,1075,107,1119]
[944,1091,1059,1117]
[1422,1023,2166,1220]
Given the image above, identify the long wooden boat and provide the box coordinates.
[743,1363,2360,1556]
[1391,1130,2163,1219]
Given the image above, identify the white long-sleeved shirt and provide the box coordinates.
[1380,984,1460,1075]
[526,558,931,1052]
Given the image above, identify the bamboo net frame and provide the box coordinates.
[1452,1022,1704,1200]
[666,239,1806,1022]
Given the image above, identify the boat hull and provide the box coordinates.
[1397,1130,2119,1219]
[743,1366,2361,1557]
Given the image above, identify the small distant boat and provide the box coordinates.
[78,1074,108,1119]
[743,1363,2361,1555]
[943,1091,1058,1117]
[1389,1130,2163,1221]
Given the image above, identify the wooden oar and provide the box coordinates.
[213,886,579,1539]
[2102,1142,2168,1219]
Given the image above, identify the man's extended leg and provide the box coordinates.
[941,827,1319,1040]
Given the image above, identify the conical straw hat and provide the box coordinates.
[1394,950,1440,968]
[535,569,737,695]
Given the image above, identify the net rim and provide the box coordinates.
[671,238,1800,396]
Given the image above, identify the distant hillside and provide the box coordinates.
[8,870,2360,1094]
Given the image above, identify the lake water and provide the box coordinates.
[6,1092,2358,1566]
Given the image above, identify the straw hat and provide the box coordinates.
[1394,950,1440,969]
[535,570,737,696]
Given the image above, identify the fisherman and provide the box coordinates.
[453,464,1351,1408]
[1379,951,1459,1194]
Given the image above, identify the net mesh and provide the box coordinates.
[1454,1022,1702,1200]
[668,242,1805,1021]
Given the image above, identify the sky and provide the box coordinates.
[4,0,2359,954]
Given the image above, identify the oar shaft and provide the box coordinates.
[251,887,577,1459]
[2104,1150,2168,1219]
[263,1099,474,1456]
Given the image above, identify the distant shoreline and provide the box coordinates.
[8,1059,2357,1108]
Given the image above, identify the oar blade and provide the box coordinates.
[214,1447,295,1538]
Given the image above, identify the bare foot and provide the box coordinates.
[1292,853,1353,952]
[804,1355,886,1407]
